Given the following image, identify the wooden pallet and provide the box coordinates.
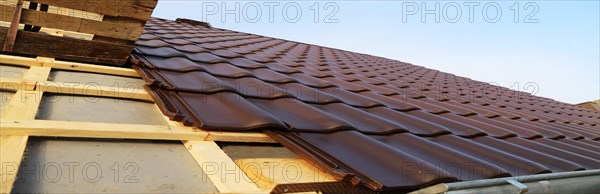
[0,0,157,65]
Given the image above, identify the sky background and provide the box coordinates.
[152,0,600,104]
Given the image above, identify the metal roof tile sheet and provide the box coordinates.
[132,18,600,192]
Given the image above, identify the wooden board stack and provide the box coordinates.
[0,0,157,65]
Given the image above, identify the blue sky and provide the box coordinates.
[152,1,600,104]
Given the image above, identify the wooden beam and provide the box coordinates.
[0,91,43,120]
[183,140,262,193]
[236,158,337,191]
[37,81,152,101]
[5,69,145,102]
[0,55,139,77]
[158,110,264,192]
[0,119,209,141]
[0,136,28,193]
[40,58,140,77]
[38,28,94,40]
[206,131,277,143]
[30,0,157,21]
[22,66,51,82]
[0,54,43,67]
[0,77,36,91]
[0,27,132,65]
[0,4,145,41]
[0,90,44,193]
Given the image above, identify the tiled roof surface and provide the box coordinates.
[132,18,600,192]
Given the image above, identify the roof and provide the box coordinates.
[130,18,600,192]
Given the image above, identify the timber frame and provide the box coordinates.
[0,54,279,193]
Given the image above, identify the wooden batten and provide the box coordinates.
[0,0,158,65]
[236,158,337,191]
[0,119,208,141]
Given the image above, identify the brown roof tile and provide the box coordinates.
[132,18,600,192]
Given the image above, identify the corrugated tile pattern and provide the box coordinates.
[132,18,600,192]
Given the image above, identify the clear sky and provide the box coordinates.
[152,0,600,104]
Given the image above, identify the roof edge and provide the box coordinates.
[175,18,212,28]
[410,169,600,194]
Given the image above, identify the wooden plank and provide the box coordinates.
[236,158,337,191]
[0,1,103,21]
[184,140,262,193]
[0,54,44,67]
[0,91,42,120]
[0,136,28,193]
[0,77,36,91]
[157,103,265,192]
[3,66,52,91]
[49,5,103,21]
[0,4,145,41]
[38,28,94,40]
[206,131,277,143]
[0,89,43,193]
[30,0,157,21]
[41,59,140,77]
[0,27,132,65]
[22,66,51,82]
[0,119,209,141]
[37,81,152,101]
[0,64,48,193]
[0,55,139,77]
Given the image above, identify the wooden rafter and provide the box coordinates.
[183,140,263,193]
[0,65,49,193]
[160,113,264,193]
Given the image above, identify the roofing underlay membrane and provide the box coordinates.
[131,18,600,193]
